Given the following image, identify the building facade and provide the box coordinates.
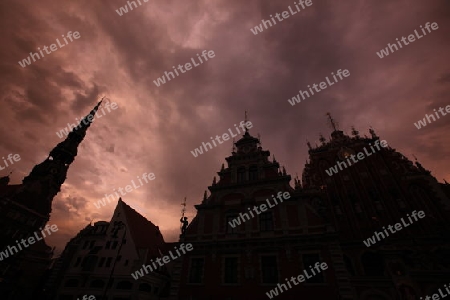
[174,120,450,300]
[48,199,171,300]
[175,129,345,300]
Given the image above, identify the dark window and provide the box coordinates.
[89,279,105,288]
[362,252,384,276]
[249,166,258,181]
[117,281,132,290]
[189,258,204,283]
[112,241,118,249]
[105,257,112,268]
[302,254,324,283]
[82,241,89,250]
[226,215,238,234]
[82,256,98,272]
[98,257,105,267]
[74,257,81,267]
[117,255,122,262]
[224,257,238,284]
[237,167,246,183]
[106,241,111,249]
[89,241,95,249]
[139,283,152,292]
[124,260,129,266]
[64,278,79,287]
[259,212,274,231]
[261,256,278,284]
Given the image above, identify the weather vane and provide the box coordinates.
[180,197,189,235]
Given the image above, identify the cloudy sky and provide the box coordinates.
[0,0,449,253]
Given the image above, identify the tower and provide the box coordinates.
[0,99,103,299]
[14,100,103,220]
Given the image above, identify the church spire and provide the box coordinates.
[18,99,103,217]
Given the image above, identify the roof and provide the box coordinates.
[119,199,167,259]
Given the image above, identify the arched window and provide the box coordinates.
[64,278,79,287]
[237,167,246,183]
[139,283,152,292]
[117,281,133,289]
[249,166,258,181]
[362,252,384,276]
[89,279,105,288]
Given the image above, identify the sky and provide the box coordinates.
[0,0,449,254]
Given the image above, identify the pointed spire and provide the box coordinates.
[282,166,287,176]
[212,176,216,185]
[326,112,338,131]
[48,99,103,166]
[306,139,312,150]
[221,163,225,171]
[19,99,103,217]
[203,190,207,201]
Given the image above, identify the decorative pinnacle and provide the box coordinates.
[326,112,338,131]
[351,126,359,137]
[319,133,326,144]
[244,110,249,132]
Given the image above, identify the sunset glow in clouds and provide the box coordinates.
[0,0,449,253]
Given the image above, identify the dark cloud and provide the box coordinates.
[0,0,449,251]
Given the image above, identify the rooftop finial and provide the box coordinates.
[351,126,360,138]
[326,112,338,131]
[181,197,187,219]
[180,197,188,235]
[369,126,378,138]
[244,110,249,133]
[319,133,326,144]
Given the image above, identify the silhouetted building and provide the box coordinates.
[48,199,171,300]
[302,119,450,299]
[0,101,103,300]
[173,119,450,300]
[174,128,343,300]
